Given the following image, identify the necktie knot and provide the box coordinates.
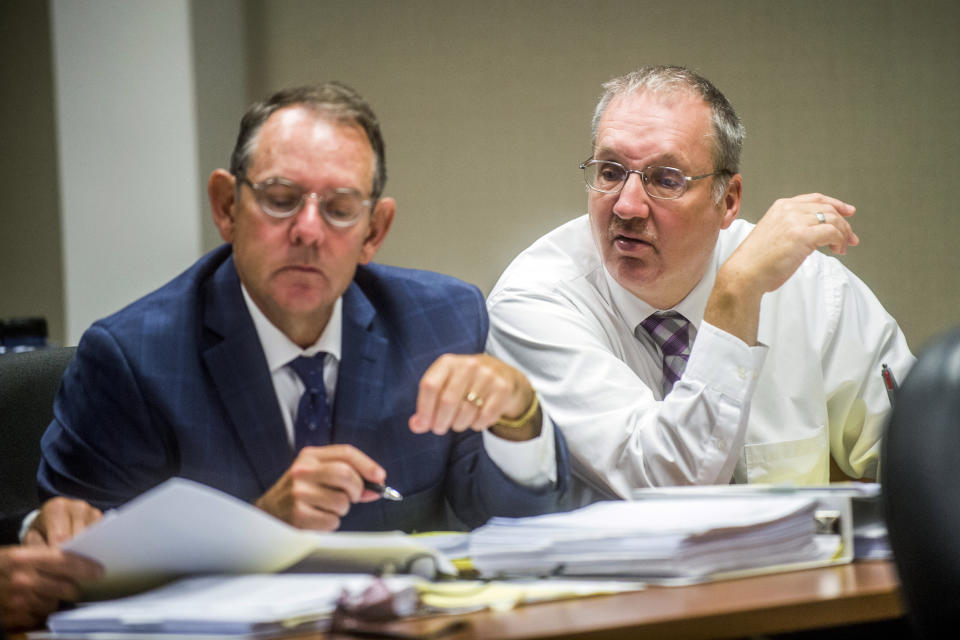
[638,312,692,395]
[289,354,326,394]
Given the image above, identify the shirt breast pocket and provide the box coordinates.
[743,424,829,484]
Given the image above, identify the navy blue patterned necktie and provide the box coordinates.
[288,354,332,450]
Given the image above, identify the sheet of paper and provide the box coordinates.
[46,574,421,635]
[62,478,453,597]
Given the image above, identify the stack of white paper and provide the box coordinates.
[47,574,420,635]
[470,497,832,582]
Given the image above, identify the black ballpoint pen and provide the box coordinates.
[881,363,898,408]
[363,480,403,501]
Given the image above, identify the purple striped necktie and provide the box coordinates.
[638,312,692,396]
[288,353,332,450]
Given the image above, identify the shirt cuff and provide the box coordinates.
[684,321,768,401]
[18,508,40,543]
[482,411,557,488]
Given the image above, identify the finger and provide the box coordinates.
[811,208,858,253]
[793,192,856,217]
[80,504,104,529]
[411,355,454,433]
[23,528,48,548]
[24,571,84,603]
[2,594,58,630]
[8,547,101,582]
[288,499,343,531]
[413,354,473,435]
[453,360,502,431]
[309,444,386,486]
[33,497,69,546]
[810,213,852,255]
[449,393,483,432]
[60,500,101,543]
[290,476,354,517]
[429,356,478,434]
[291,452,365,505]
[35,497,98,547]
[472,374,516,430]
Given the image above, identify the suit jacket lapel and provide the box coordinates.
[201,256,292,492]
[334,282,388,453]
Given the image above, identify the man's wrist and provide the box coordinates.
[490,393,542,441]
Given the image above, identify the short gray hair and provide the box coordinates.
[591,66,744,202]
[230,82,386,200]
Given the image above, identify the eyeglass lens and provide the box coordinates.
[583,161,689,199]
[255,181,367,225]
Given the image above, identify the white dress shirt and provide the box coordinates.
[241,285,556,488]
[486,215,914,505]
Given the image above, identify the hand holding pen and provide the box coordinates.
[256,444,403,531]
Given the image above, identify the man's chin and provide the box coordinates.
[607,257,661,297]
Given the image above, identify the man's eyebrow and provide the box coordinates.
[593,149,688,168]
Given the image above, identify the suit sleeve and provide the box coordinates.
[38,324,178,510]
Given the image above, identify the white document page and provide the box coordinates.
[62,478,453,596]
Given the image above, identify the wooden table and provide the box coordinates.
[327,561,904,640]
[10,562,903,640]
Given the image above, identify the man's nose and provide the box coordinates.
[612,172,651,220]
[289,197,327,245]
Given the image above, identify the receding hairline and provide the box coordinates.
[593,89,719,165]
[243,104,378,193]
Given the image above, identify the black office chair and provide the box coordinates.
[0,346,76,523]
[882,326,960,638]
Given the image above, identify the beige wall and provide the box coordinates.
[3,0,958,350]
[246,0,960,350]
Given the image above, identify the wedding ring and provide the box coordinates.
[465,390,485,408]
[815,211,827,224]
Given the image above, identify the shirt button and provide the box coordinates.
[716,439,728,452]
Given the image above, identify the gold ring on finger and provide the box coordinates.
[465,390,485,408]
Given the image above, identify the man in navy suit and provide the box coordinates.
[39,82,569,532]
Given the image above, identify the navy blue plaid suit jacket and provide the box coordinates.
[38,245,569,531]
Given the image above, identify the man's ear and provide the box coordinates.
[209,169,238,243]
[359,197,396,264]
[719,173,743,230]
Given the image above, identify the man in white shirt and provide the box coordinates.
[486,65,913,504]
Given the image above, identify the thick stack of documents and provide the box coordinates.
[470,496,839,583]
[631,483,888,561]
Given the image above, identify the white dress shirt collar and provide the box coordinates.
[240,285,343,373]
[602,244,719,333]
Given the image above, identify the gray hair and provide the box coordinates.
[229,82,386,200]
[591,66,744,202]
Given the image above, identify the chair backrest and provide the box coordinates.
[882,326,960,637]
[0,347,76,515]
